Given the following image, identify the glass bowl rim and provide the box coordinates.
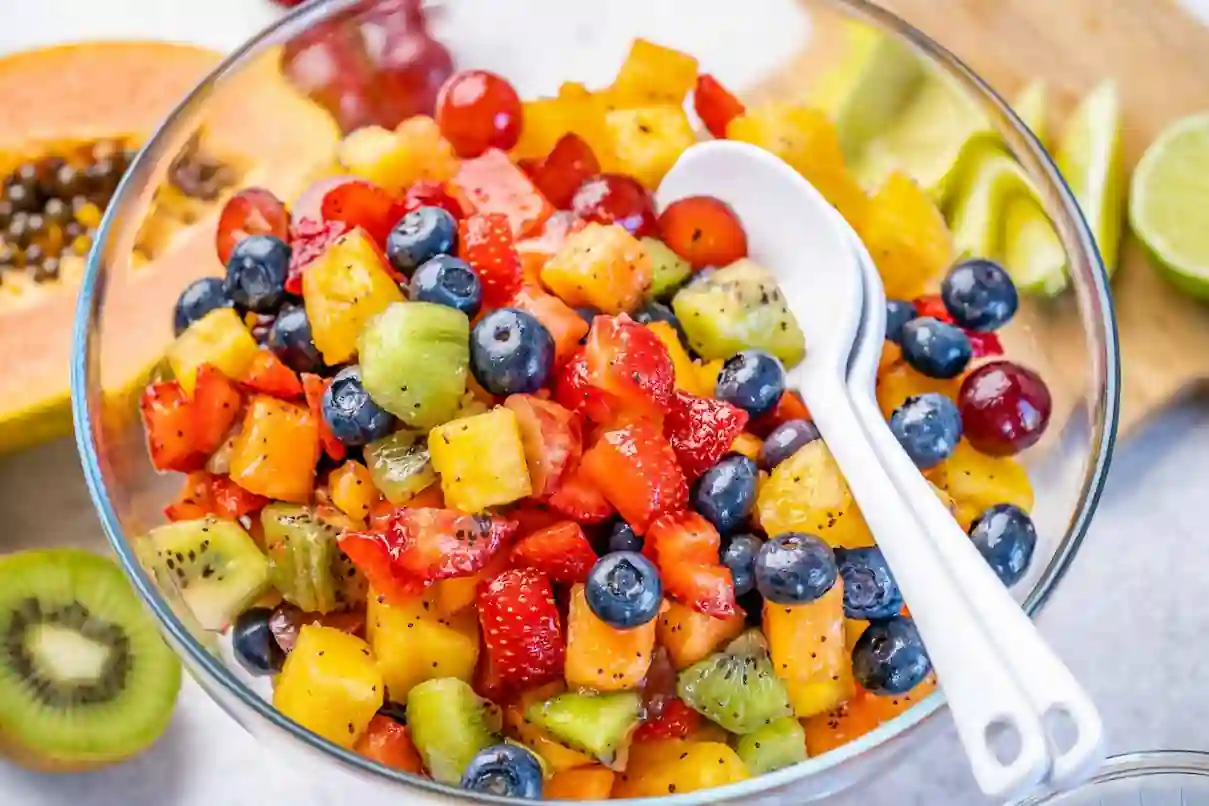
[1014,751,1209,803]
[69,0,1121,802]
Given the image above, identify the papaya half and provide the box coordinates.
[0,41,340,453]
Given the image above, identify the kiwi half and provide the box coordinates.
[0,549,181,770]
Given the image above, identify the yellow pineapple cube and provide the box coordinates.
[927,440,1034,529]
[367,588,479,700]
[168,307,259,393]
[512,91,617,170]
[607,39,699,108]
[858,171,954,300]
[540,222,652,314]
[647,321,712,397]
[429,407,532,512]
[605,105,697,189]
[756,441,874,549]
[764,584,853,717]
[375,115,460,187]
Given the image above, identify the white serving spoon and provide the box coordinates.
[656,140,1054,801]
[843,224,1104,790]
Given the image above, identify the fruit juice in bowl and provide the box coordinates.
[71,0,1116,802]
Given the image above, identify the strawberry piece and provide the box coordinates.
[458,212,524,309]
[546,463,615,524]
[302,373,347,462]
[191,364,243,455]
[354,715,424,774]
[503,394,582,499]
[579,419,687,535]
[914,294,1003,357]
[663,390,749,479]
[646,511,736,617]
[164,471,269,521]
[694,74,746,139]
[657,195,748,270]
[913,294,954,324]
[509,503,567,537]
[378,507,518,582]
[210,474,272,518]
[749,389,811,438]
[216,187,289,266]
[476,567,565,692]
[554,349,620,424]
[967,330,1004,359]
[401,179,466,220]
[632,697,701,743]
[286,218,350,295]
[583,314,674,420]
[452,148,554,239]
[509,285,590,367]
[510,521,598,585]
[241,350,304,400]
[522,133,601,209]
[338,531,428,604]
[140,380,205,472]
[320,178,407,246]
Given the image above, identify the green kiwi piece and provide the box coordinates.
[642,236,693,300]
[677,629,793,735]
[139,517,269,631]
[363,429,437,505]
[262,504,352,614]
[407,677,497,784]
[358,301,470,429]
[732,716,807,774]
[672,258,806,366]
[524,691,641,766]
[0,549,181,770]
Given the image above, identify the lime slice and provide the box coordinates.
[1003,196,1068,296]
[1055,80,1125,276]
[1011,80,1050,150]
[1129,112,1209,299]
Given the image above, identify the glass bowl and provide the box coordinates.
[71,0,1119,802]
[1015,752,1209,805]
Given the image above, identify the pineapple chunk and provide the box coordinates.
[858,171,954,300]
[342,116,459,190]
[302,228,405,365]
[607,39,699,108]
[367,588,479,700]
[613,740,749,797]
[168,307,258,393]
[429,407,532,512]
[647,321,713,397]
[540,223,652,314]
[926,440,1034,529]
[764,584,853,717]
[605,105,697,189]
[513,91,616,170]
[876,360,961,418]
[756,441,874,549]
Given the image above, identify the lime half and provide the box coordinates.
[1129,112,1209,299]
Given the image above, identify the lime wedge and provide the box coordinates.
[1011,80,1050,150]
[1055,81,1125,275]
[1130,112,1209,299]
[1003,196,1068,296]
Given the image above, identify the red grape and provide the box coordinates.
[958,360,1052,456]
[435,70,523,158]
[215,188,289,265]
[570,173,657,238]
[657,195,748,269]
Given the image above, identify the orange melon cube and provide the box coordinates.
[545,765,617,800]
[657,599,746,670]
[764,583,854,718]
[564,585,655,691]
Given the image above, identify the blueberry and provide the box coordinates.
[231,607,284,676]
[899,317,972,379]
[851,616,931,695]
[173,276,230,335]
[755,532,838,605]
[607,520,643,554]
[378,700,407,725]
[969,503,1037,586]
[385,205,457,278]
[889,393,962,470]
[585,551,662,629]
[409,254,482,317]
[267,305,324,374]
[460,744,543,799]
[470,308,555,396]
[835,546,903,620]
[941,258,1019,332]
[721,534,762,596]
[759,419,820,470]
[715,349,785,417]
[322,366,395,447]
[223,234,290,313]
[885,298,918,344]
[691,454,757,536]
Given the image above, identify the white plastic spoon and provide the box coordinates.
[843,225,1104,790]
[656,140,1051,801]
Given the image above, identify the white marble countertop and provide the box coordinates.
[3,1,1209,804]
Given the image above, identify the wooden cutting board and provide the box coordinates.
[762,0,1209,438]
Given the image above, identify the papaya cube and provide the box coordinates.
[545,766,617,799]
[273,625,384,749]
[510,284,590,366]
[764,583,854,718]
[802,675,938,756]
[605,105,697,189]
[607,39,699,108]
[329,459,379,528]
[564,585,655,691]
[926,440,1034,529]
[541,223,651,314]
[229,395,320,503]
[452,148,554,239]
[858,171,954,300]
[337,122,455,192]
[302,228,405,365]
[168,307,259,394]
[657,599,745,670]
[429,407,532,512]
[367,587,479,701]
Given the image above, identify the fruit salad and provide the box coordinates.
[138,36,1051,801]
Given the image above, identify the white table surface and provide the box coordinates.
[4,1,1209,804]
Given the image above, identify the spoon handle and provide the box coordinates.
[804,379,1051,801]
[851,388,1104,789]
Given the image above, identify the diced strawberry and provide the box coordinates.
[452,148,554,239]
[554,349,620,424]
[967,330,1004,359]
[163,472,214,521]
[503,394,582,498]
[510,521,598,585]
[164,471,269,521]
[369,508,519,582]
[579,419,687,535]
[302,373,346,462]
[913,295,1002,357]
[506,503,564,538]
[476,567,565,692]
[140,380,205,472]
[191,364,243,455]
[913,294,954,324]
[472,642,510,704]
[459,212,524,309]
[210,474,271,518]
[694,74,746,139]
[400,179,465,221]
[338,531,428,605]
[354,716,424,774]
[663,390,749,479]
[646,511,736,617]
[749,389,811,437]
[547,463,615,524]
[241,350,304,400]
[286,218,350,295]
[522,133,602,209]
[320,178,407,247]
[583,315,674,420]
[632,697,701,742]
[509,285,589,366]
